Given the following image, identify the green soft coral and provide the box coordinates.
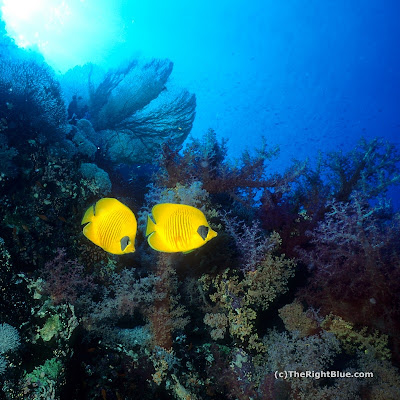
[322,314,391,360]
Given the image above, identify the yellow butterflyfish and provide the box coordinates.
[145,203,217,253]
[81,198,137,255]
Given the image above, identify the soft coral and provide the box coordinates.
[297,194,400,362]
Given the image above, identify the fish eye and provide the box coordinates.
[197,225,209,240]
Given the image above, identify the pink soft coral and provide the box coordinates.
[41,248,96,305]
[297,193,400,362]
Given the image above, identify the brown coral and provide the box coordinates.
[278,300,318,337]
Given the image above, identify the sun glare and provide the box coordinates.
[1,0,133,71]
[1,0,54,48]
[1,0,45,22]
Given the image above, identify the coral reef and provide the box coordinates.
[0,133,17,178]
[59,59,196,165]
[79,163,112,196]
[0,323,20,354]
[157,128,305,207]
[278,300,319,337]
[297,193,400,363]
[201,249,295,351]
[0,58,67,149]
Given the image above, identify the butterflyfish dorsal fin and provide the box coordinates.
[94,198,118,216]
[151,203,174,222]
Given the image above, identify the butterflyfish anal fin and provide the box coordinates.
[183,249,196,254]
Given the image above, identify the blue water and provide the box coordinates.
[2,1,399,160]
[3,0,398,204]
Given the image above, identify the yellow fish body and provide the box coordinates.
[145,203,217,253]
[81,198,137,254]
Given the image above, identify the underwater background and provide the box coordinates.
[0,0,399,399]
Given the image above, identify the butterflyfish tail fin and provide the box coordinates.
[81,205,95,225]
[82,221,96,241]
[146,215,156,237]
